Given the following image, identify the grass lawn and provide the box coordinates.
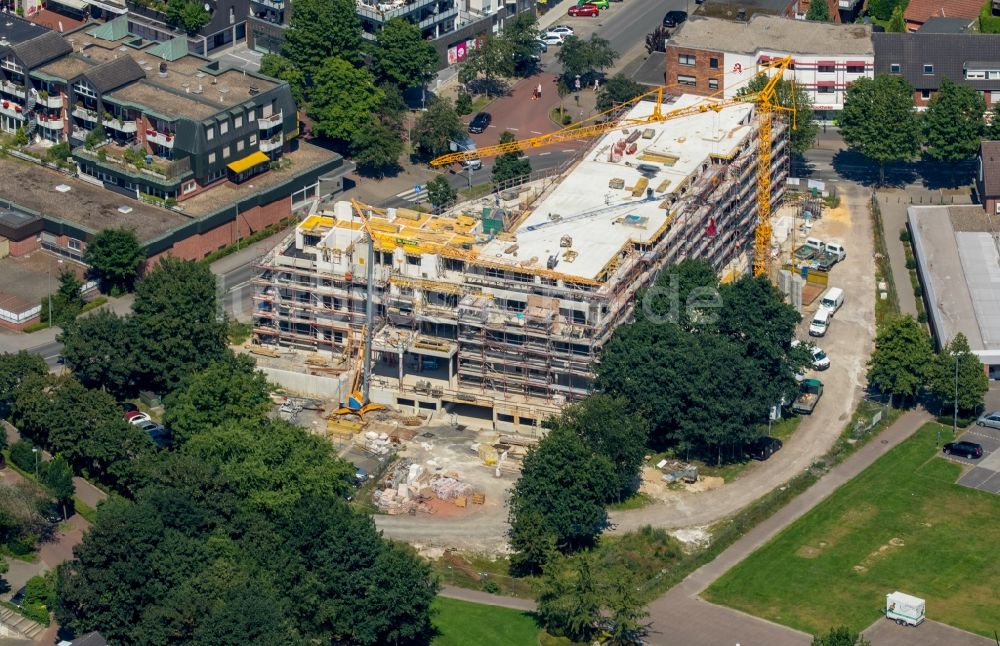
[704,423,1000,637]
[432,597,541,646]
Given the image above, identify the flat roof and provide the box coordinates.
[907,205,1000,360]
[0,156,188,241]
[0,15,50,45]
[36,54,94,80]
[670,15,873,56]
[478,94,754,281]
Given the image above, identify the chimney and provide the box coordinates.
[158,62,167,78]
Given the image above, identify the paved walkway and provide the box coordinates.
[439,585,536,612]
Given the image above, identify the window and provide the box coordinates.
[183,181,196,194]
[817,64,835,73]
[248,111,255,123]
[708,78,719,90]
[920,89,931,100]
[223,145,231,159]
[890,63,901,74]
[237,139,245,152]
[679,54,696,66]
[250,134,257,145]
[678,74,696,87]
[923,64,934,74]
[846,64,865,74]
[709,57,718,69]
[990,71,1000,80]
[208,152,216,163]
[68,238,82,251]
[817,85,834,94]
[220,121,229,135]
[206,126,215,141]
[967,70,986,80]
[234,115,243,128]
[229,6,235,24]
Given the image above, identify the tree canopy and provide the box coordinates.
[596,75,645,113]
[458,36,515,92]
[426,175,457,210]
[412,96,464,157]
[806,0,830,21]
[491,130,532,184]
[866,314,933,403]
[58,310,138,398]
[887,5,906,32]
[923,78,985,162]
[282,0,362,79]
[0,351,47,415]
[83,229,146,293]
[372,18,438,90]
[839,74,921,183]
[927,333,988,414]
[309,57,384,145]
[259,53,306,104]
[738,73,818,155]
[556,35,617,84]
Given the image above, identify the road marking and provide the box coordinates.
[530,130,543,134]
[507,128,518,131]
[538,152,551,156]
[561,149,575,152]
[395,187,428,202]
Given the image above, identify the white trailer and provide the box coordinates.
[886,591,925,626]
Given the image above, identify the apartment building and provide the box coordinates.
[251,94,788,428]
[665,15,874,122]
[0,16,297,201]
[249,0,535,70]
[873,32,1000,109]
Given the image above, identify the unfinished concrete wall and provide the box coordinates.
[258,366,347,401]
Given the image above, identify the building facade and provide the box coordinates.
[665,15,874,122]
[873,32,1000,109]
[251,95,788,428]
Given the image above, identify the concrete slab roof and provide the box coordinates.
[479,93,754,281]
[670,15,873,56]
[908,205,1000,362]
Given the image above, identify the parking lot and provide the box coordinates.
[947,424,1000,494]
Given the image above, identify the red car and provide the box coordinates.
[124,410,144,421]
[568,3,599,16]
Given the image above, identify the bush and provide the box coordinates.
[45,142,71,163]
[9,440,37,474]
[981,2,1000,33]
[455,92,473,115]
[899,228,910,242]
[917,311,928,324]
[934,414,976,428]
[561,114,572,126]
[19,602,49,625]
[21,322,49,334]
[914,284,923,298]
[905,258,917,270]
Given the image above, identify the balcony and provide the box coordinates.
[37,94,63,109]
[258,111,283,129]
[251,0,284,9]
[1,81,25,98]
[419,6,457,28]
[74,145,192,187]
[71,106,98,121]
[37,116,65,130]
[0,102,24,120]
[356,0,438,22]
[146,129,175,148]
[104,118,137,134]
[260,134,283,153]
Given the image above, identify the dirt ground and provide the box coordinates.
[0,251,88,304]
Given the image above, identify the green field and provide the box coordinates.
[705,423,1000,637]
[432,597,541,646]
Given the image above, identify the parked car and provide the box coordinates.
[136,420,159,432]
[533,38,548,53]
[468,111,492,133]
[792,339,830,370]
[663,10,687,27]
[809,308,831,337]
[578,0,608,8]
[539,32,566,46]
[747,436,782,461]
[147,428,172,449]
[569,2,600,16]
[119,402,139,414]
[10,586,25,608]
[976,411,1000,429]
[546,25,575,36]
[128,413,152,425]
[943,441,983,459]
[354,467,369,486]
[124,409,144,420]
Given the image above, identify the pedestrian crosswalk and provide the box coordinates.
[395,186,428,202]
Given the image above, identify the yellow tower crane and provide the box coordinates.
[430,57,795,277]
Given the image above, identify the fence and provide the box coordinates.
[869,193,900,317]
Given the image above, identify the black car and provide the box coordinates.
[10,586,25,608]
[663,10,688,27]
[119,401,139,413]
[747,436,783,461]
[468,112,492,134]
[943,441,983,459]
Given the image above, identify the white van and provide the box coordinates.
[819,287,844,314]
[805,237,825,250]
[809,308,831,337]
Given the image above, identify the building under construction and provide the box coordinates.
[251,94,788,430]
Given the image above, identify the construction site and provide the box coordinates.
[250,87,790,431]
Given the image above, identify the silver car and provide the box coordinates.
[976,411,1000,429]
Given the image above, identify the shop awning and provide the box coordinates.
[227,151,269,174]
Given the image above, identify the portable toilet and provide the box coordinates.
[885,591,925,627]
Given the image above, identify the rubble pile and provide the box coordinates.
[362,431,393,456]
[372,461,481,514]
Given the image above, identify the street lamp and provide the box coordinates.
[953,354,959,438]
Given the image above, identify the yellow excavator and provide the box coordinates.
[430,58,796,276]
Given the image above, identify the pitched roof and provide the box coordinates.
[86,15,130,42]
[903,0,982,25]
[70,631,109,646]
[10,30,73,69]
[980,141,1000,197]
[916,16,975,33]
[872,33,1000,91]
[146,37,189,62]
[83,56,145,94]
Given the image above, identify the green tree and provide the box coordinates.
[14,127,27,146]
[923,78,985,162]
[308,57,383,145]
[596,74,645,113]
[927,333,988,414]
[508,426,614,572]
[83,228,145,294]
[866,315,933,404]
[42,455,74,519]
[553,394,648,501]
[9,440,38,474]
[165,0,209,34]
[985,102,1000,140]
[282,0,362,79]
[412,96,464,157]
[491,130,532,185]
[839,74,921,183]
[259,53,306,104]
[372,18,438,90]
[501,11,541,63]
[868,0,903,21]
[425,175,457,210]
[455,91,473,115]
[887,5,906,32]
[605,577,649,645]
[131,257,227,393]
[458,36,515,94]
[812,626,872,646]
[507,508,558,576]
[44,267,85,326]
[164,353,271,444]
[738,73,818,155]
[351,113,404,176]
[58,310,138,397]
[556,34,617,84]
[537,555,602,642]
[0,351,47,415]
[806,0,830,21]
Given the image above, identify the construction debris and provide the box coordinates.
[659,460,698,484]
[372,458,480,515]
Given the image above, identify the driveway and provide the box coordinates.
[950,424,1000,494]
